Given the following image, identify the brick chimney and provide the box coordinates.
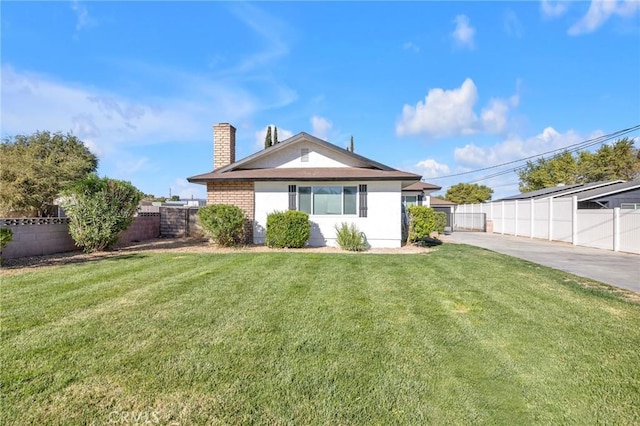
[213,123,236,170]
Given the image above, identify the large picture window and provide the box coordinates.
[297,186,358,215]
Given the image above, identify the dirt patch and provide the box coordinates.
[1,237,433,276]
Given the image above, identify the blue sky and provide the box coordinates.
[2,1,639,199]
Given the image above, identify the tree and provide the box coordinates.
[445,183,494,204]
[517,151,578,192]
[578,138,639,182]
[518,139,640,192]
[350,136,354,152]
[0,131,98,217]
[273,126,279,144]
[61,174,143,252]
[264,126,272,149]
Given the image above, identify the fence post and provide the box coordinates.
[548,197,553,241]
[530,199,534,239]
[501,201,505,235]
[572,196,578,246]
[613,207,620,252]
[514,200,519,237]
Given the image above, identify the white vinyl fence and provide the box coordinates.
[456,196,640,254]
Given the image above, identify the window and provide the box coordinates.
[297,186,358,215]
[299,187,311,213]
[343,186,357,215]
[402,195,417,207]
[621,203,640,210]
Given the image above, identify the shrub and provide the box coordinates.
[61,174,143,252]
[266,211,310,248]
[0,227,13,264]
[435,212,446,234]
[335,222,368,251]
[407,206,443,243]
[197,204,246,246]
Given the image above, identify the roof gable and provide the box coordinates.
[217,132,395,173]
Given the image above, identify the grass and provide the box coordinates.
[1,244,639,425]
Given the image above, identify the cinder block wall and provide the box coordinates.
[1,219,77,259]
[160,207,202,238]
[1,215,162,260]
[117,214,161,244]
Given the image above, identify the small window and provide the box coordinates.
[301,148,309,162]
[621,203,640,210]
[299,187,311,213]
[402,195,417,207]
[343,186,357,215]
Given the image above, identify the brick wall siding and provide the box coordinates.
[213,123,236,170]
[206,181,255,242]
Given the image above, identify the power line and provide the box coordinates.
[423,124,640,181]
[465,126,639,184]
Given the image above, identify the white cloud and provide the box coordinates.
[414,159,451,177]
[540,0,569,18]
[453,126,592,168]
[253,124,294,149]
[451,15,475,49]
[70,1,96,32]
[504,9,524,37]
[396,78,519,139]
[311,116,333,140]
[568,0,640,35]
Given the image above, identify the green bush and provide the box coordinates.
[407,206,444,243]
[61,174,143,252]
[435,212,446,234]
[266,211,310,248]
[0,227,13,264]
[335,222,368,251]
[197,204,246,246]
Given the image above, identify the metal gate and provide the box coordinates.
[453,213,486,232]
[432,207,453,232]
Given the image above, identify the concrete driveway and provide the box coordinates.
[442,232,640,293]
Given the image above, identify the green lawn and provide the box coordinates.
[2,244,639,425]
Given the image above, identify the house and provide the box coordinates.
[561,180,640,209]
[493,180,640,209]
[187,123,426,248]
[493,180,624,202]
[401,182,441,208]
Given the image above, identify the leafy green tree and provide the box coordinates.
[445,183,494,204]
[578,138,639,182]
[273,126,279,144]
[517,151,578,192]
[62,174,143,252]
[264,126,272,149]
[0,131,98,217]
[170,195,180,201]
[518,139,639,192]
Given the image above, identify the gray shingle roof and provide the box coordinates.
[494,180,624,201]
[568,180,640,201]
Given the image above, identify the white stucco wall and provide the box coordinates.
[254,181,403,248]
[243,141,370,169]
